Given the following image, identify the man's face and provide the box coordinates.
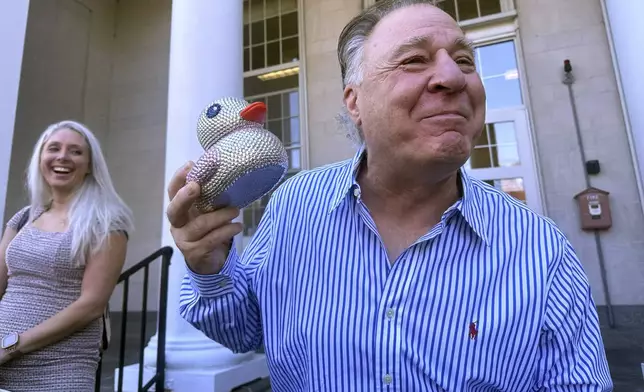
[345,5,486,169]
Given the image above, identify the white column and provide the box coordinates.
[601,0,644,213]
[0,0,30,225]
[117,1,269,390]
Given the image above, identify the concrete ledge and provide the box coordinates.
[115,353,269,392]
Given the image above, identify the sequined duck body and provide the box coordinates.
[186,97,288,213]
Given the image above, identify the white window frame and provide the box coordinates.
[362,0,516,17]
[467,108,544,212]
[238,0,308,252]
[463,17,545,214]
[242,0,308,170]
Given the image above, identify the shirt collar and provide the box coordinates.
[329,143,367,213]
[328,144,490,245]
[455,168,491,245]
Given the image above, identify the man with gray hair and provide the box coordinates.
[167,0,613,390]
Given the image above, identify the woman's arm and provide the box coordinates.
[5,231,128,359]
[0,227,18,300]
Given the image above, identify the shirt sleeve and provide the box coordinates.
[534,237,614,391]
[178,201,275,354]
[5,206,30,231]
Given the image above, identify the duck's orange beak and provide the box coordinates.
[240,101,267,124]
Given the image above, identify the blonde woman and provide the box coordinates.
[0,120,134,391]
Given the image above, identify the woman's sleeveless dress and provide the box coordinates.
[0,206,102,391]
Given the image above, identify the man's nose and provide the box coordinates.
[427,50,467,93]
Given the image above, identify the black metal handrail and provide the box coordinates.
[95,246,173,392]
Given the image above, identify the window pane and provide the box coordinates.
[266,94,282,120]
[436,0,503,22]
[266,0,280,18]
[457,0,479,21]
[483,178,526,203]
[484,76,522,109]
[243,0,250,23]
[476,41,523,109]
[266,41,281,67]
[250,0,264,22]
[488,121,515,145]
[477,41,518,77]
[282,37,299,63]
[466,122,520,169]
[288,148,301,170]
[281,0,297,13]
[267,119,282,139]
[281,11,298,38]
[251,20,265,44]
[244,48,250,72]
[282,91,299,117]
[493,145,520,167]
[479,0,502,16]
[469,147,492,169]
[488,122,520,167]
[282,117,300,146]
[251,44,265,70]
[266,16,280,41]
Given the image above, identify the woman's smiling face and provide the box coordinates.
[39,128,91,194]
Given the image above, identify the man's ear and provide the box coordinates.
[343,86,361,127]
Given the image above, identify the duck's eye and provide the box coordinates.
[206,103,222,118]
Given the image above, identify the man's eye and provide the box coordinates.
[402,56,426,65]
[456,57,475,66]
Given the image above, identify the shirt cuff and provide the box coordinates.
[186,242,239,298]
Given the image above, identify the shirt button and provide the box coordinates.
[353,187,361,197]
[383,374,392,385]
[386,308,395,319]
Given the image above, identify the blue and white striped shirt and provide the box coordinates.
[179,147,613,392]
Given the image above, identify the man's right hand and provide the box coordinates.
[166,162,242,275]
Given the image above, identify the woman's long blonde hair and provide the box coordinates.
[26,120,134,267]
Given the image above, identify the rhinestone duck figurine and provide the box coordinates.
[186,97,289,213]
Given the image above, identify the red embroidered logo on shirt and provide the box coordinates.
[469,321,478,340]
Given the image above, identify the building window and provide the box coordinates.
[468,121,521,170]
[462,36,543,212]
[435,0,503,22]
[476,40,523,110]
[465,41,524,176]
[244,0,299,72]
[242,0,303,239]
[363,0,514,22]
